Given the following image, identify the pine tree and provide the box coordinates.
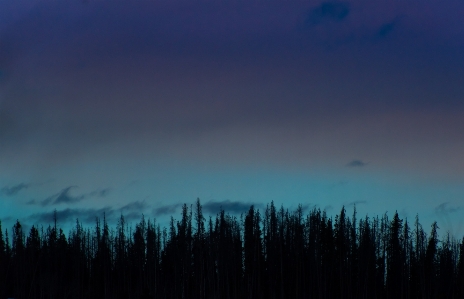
[12,220,25,298]
[1,200,464,298]
[386,211,403,298]
[424,222,439,298]
[0,221,6,298]
[25,225,41,298]
[244,205,264,299]
[193,198,206,298]
[456,237,464,297]
[334,206,348,298]
[358,216,376,298]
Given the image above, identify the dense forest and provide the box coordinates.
[1,199,464,299]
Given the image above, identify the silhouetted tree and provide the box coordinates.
[245,205,264,299]
[456,237,464,297]
[424,221,439,298]
[1,200,464,299]
[334,206,348,298]
[386,211,403,298]
[0,221,7,298]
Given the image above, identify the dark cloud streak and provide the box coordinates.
[378,22,395,37]
[28,200,151,224]
[28,207,113,225]
[53,186,84,205]
[1,183,29,196]
[376,17,402,38]
[27,186,109,206]
[306,2,350,26]
[203,200,262,214]
[346,160,368,167]
[120,200,148,213]
[435,202,461,214]
[153,204,182,217]
[152,200,262,217]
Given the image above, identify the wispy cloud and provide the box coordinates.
[203,200,261,214]
[434,202,462,236]
[120,200,148,212]
[53,186,84,205]
[1,183,29,196]
[27,186,109,206]
[376,17,402,38]
[151,200,261,216]
[306,2,350,26]
[298,203,317,214]
[119,200,150,221]
[378,22,395,37]
[28,199,150,224]
[88,188,110,198]
[346,159,368,167]
[153,203,183,216]
[435,202,461,214]
[28,207,114,224]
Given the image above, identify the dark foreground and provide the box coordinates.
[1,199,463,298]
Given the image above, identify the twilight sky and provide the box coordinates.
[1,0,463,236]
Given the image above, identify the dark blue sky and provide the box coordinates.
[1,0,463,235]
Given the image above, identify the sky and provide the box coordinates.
[1,0,463,237]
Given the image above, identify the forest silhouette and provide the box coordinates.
[1,199,464,299]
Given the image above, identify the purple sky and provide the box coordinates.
[1,0,463,236]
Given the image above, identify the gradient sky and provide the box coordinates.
[1,0,463,236]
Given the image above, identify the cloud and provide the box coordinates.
[119,201,149,221]
[120,200,148,212]
[1,183,29,196]
[88,188,110,197]
[100,189,110,196]
[27,199,149,225]
[152,200,260,216]
[299,203,317,214]
[202,200,261,214]
[346,159,368,167]
[378,22,395,37]
[306,2,350,26]
[28,186,109,206]
[28,207,114,224]
[434,202,462,237]
[376,17,402,38]
[53,186,85,205]
[435,202,461,214]
[153,203,182,216]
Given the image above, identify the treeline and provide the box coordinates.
[1,199,464,299]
